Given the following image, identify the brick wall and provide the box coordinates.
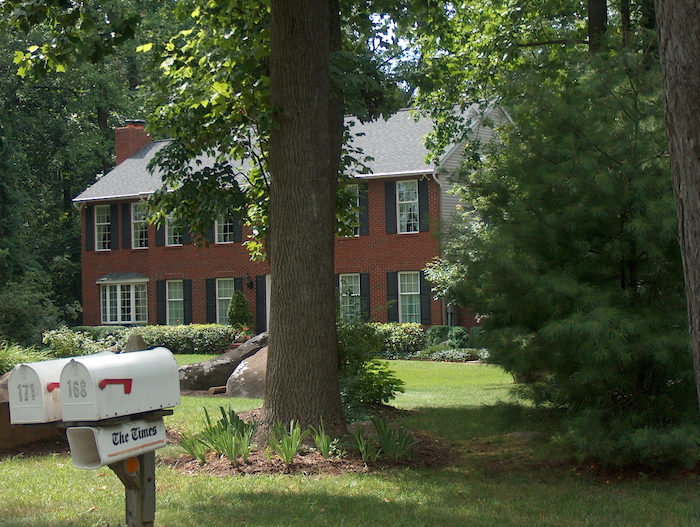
[80,175,478,329]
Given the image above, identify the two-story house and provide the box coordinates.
[73,106,504,333]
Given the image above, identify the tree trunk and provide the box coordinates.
[588,0,608,52]
[261,0,346,437]
[654,0,700,408]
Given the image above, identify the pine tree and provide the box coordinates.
[428,42,699,467]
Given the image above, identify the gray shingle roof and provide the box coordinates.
[73,106,481,203]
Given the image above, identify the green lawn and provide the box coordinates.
[2,360,700,526]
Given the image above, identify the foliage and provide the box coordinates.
[349,426,381,464]
[416,347,483,363]
[179,432,208,465]
[337,322,405,421]
[426,325,470,348]
[426,33,698,466]
[371,417,415,460]
[268,421,310,468]
[41,327,118,357]
[189,407,257,467]
[227,290,254,329]
[372,323,427,358]
[124,324,237,354]
[310,420,334,460]
[0,341,53,375]
[0,273,61,346]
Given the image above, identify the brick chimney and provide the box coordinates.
[115,120,151,166]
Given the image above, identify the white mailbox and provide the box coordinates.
[66,416,168,469]
[9,357,77,424]
[60,347,180,422]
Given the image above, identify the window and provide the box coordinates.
[100,283,148,324]
[216,278,235,325]
[166,217,183,246]
[131,203,148,248]
[339,273,361,321]
[167,280,184,325]
[398,271,421,323]
[397,180,419,234]
[215,217,236,244]
[95,204,111,251]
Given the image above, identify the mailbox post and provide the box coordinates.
[8,347,180,527]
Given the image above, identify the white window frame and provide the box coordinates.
[165,217,183,247]
[131,202,149,249]
[95,204,111,251]
[398,271,421,323]
[216,278,235,325]
[215,216,236,244]
[339,273,362,322]
[396,180,419,234]
[100,282,148,324]
[166,280,184,326]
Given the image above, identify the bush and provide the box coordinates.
[42,327,118,357]
[124,324,237,354]
[227,290,254,329]
[426,325,451,346]
[338,322,405,421]
[0,341,53,375]
[373,323,427,359]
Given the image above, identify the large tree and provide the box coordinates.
[654,2,700,410]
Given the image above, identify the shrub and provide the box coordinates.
[426,325,451,347]
[446,326,470,348]
[373,323,427,359]
[124,324,237,354]
[0,341,53,375]
[42,327,118,357]
[227,290,254,329]
[338,322,405,421]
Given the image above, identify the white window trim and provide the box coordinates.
[398,271,421,323]
[131,202,149,249]
[215,216,236,244]
[216,278,235,325]
[396,180,419,234]
[166,280,184,326]
[100,282,148,324]
[95,204,111,251]
[339,273,361,322]
[165,217,183,247]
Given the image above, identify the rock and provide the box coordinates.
[226,346,267,399]
[179,332,268,390]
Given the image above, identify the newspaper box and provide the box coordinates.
[9,357,77,424]
[60,347,180,422]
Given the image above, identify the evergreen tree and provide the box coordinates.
[427,42,698,467]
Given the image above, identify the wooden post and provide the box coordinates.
[109,451,156,526]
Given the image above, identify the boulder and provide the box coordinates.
[226,346,267,399]
[179,332,268,390]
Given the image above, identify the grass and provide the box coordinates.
[2,360,700,526]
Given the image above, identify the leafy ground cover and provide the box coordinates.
[2,360,700,526]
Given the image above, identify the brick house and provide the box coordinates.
[73,106,504,333]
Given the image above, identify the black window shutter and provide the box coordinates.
[155,226,165,247]
[386,271,398,322]
[360,272,371,320]
[234,277,244,291]
[85,206,94,251]
[358,183,369,236]
[156,280,166,325]
[418,179,429,232]
[122,203,131,249]
[205,225,214,244]
[385,181,396,234]
[183,226,192,245]
[183,279,192,324]
[110,204,120,250]
[420,271,431,325]
[205,278,216,323]
[234,217,242,242]
[255,275,267,333]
